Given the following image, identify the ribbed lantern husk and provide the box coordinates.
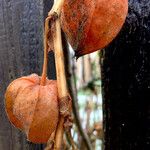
[61,0,128,57]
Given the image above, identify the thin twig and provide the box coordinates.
[40,16,50,86]
[61,32,92,150]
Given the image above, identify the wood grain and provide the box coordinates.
[0,0,53,149]
[101,1,150,150]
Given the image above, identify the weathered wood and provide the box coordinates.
[0,0,52,149]
[43,0,56,80]
[101,1,150,150]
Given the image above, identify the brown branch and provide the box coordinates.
[42,0,69,149]
[40,16,49,86]
[61,32,93,150]
[53,18,66,150]
[45,1,92,149]
[47,0,69,149]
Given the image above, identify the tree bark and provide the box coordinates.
[101,1,150,150]
[0,0,52,149]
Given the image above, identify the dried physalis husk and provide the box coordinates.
[61,0,128,57]
[5,74,59,143]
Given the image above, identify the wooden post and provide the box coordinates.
[0,0,45,149]
[101,1,150,150]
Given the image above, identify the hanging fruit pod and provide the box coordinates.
[5,74,59,143]
[5,11,59,143]
[61,0,128,57]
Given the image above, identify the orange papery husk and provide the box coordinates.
[5,73,59,143]
[61,0,128,57]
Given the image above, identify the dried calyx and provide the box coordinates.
[61,0,128,57]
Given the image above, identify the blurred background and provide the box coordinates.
[66,47,103,150]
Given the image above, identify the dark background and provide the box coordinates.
[101,0,150,150]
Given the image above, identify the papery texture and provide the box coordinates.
[5,74,59,143]
[61,0,128,57]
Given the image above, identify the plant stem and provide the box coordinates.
[48,0,67,149]
[62,32,92,150]
[48,0,64,17]
[53,16,67,150]
[53,18,68,97]
[40,18,49,86]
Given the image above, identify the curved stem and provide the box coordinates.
[40,18,49,86]
[61,31,92,150]
[41,0,64,87]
